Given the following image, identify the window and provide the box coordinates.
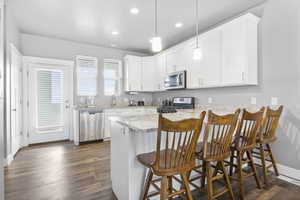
[103,59,122,96]
[76,56,98,96]
[37,69,64,131]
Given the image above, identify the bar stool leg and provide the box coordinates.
[266,143,279,176]
[201,161,206,189]
[206,162,214,200]
[237,151,245,199]
[246,150,261,189]
[168,176,173,200]
[229,149,235,176]
[221,161,235,200]
[141,169,153,200]
[259,143,269,185]
[181,172,193,200]
[161,176,169,200]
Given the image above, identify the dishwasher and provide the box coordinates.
[79,110,104,143]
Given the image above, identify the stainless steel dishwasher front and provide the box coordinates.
[79,110,103,142]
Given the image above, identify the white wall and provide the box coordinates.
[20,33,153,106]
[0,0,5,199]
[4,0,21,161]
[153,0,300,170]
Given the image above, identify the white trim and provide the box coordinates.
[253,157,300,186]
[4,154,14,166]
[270,164,300,185]
[23,56,74,67]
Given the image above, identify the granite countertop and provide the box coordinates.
[109,105,265,132]
[73,105,156,112]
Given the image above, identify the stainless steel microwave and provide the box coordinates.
[164,71,186,90]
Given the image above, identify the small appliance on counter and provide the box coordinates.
[137,101,145,106]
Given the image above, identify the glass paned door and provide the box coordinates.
[28,62,71,144]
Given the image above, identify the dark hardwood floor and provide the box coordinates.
[5,141,300,200]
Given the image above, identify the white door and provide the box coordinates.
[28,63,72,144]
[10,44,23,156]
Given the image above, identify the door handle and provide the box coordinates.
[12,108,17,111]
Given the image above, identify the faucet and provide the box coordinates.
[112,95,117,106]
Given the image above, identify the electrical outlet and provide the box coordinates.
[208,97,213,104]
[271,97,278,105]
[251,97,257,105]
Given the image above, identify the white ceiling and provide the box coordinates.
[10,0,266,53]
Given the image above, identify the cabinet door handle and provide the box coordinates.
[241,72,245,81]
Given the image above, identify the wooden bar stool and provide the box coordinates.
[137,112,206,200]
[227,108,264,199]
[252,106,283,185]
[191,109,240,200]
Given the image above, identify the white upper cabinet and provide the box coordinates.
[141,56,156,91]
[187,28,222,88]
[154,53,167,91]
[124,55,142,91]
[124,13,259,92]
[165,45,186,73]
[220,14,259,85]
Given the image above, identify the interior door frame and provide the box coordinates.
[9,43,23,158]
[23,56,74,146]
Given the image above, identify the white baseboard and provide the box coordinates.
[271,164,300,186]
[4,154,14,166]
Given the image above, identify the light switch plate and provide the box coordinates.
[251,97,257,105]
[271,97,278,105]
[208,97,213,104]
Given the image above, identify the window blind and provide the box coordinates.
[76,56,98,96]
[37,70,64,130]
[103,60,122,96]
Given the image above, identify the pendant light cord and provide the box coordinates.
[155,0,158,36]
[196,0,199,48]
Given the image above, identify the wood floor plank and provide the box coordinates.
[4,141,300,200]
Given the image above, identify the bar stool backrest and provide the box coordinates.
[203,109,240,161]
[261,106,283,141]
[235,108,264,151]
[154,112,206,176]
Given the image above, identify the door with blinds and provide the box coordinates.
[28,62,72,144]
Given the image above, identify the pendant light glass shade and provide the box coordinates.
[152,36,162,52]
[193,47,203,60]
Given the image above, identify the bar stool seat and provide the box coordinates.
[137,150,179,170]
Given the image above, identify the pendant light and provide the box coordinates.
[193,0,203,60]
[152,0,162,52]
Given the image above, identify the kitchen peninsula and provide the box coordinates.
[109,106,256,200]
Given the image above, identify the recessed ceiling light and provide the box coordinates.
[130,7,139,14]
[111,44,117,47]
[175,22,183,28]
[112,31,119,35]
